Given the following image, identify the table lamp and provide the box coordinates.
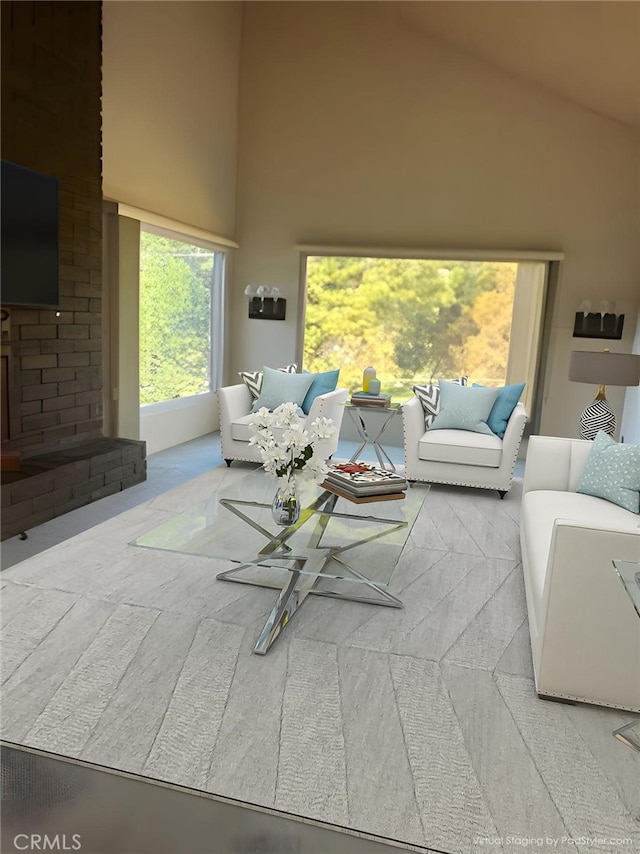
[568,349,640,439]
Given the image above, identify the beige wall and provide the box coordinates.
[102,0,242,240]
[102,0,242,449]
[233,2,640,439]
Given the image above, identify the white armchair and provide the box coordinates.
[401,397,527,497]
[218,384,348,467]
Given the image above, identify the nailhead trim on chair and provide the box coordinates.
[218,396,228,462]
[537,690,638,710]
[408,476,513,491]
[532,669,640,712]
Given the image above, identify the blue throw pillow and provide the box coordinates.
[301,369,340,415]
[429,381,500,435]
[576,431,640,513]
[251,366,314,412]
[473,382,525,438]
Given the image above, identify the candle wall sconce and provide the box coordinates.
[245,285,286,320]
[573,302,624,340]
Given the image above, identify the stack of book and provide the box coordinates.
[322,462,407,503]
[350,391,392,407]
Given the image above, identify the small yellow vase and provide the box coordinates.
[363,366,376,392]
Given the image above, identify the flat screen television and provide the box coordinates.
[1,160,59,308]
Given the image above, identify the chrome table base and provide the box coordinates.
[346,405,400,471]
[218,489,405,655]
[613,720,640,753]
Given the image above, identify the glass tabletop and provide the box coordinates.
[343,402,403,412]
[131,471,429,587]
[613,560,640,619]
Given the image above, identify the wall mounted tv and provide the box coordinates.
[1,160,60,308]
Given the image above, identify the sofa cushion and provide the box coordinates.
[418,428,503,467]
[429,381,500,435]
[412,376,467,429]
[251,366,313,413]
[230,413,258,443]
[301,369,340,414]
[239,363,297,400]
[521,489,640,615]
[576,431,640,513]
[473,382,525,438]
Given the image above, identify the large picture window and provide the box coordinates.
[139,228,225,405]
[302,254,547,413]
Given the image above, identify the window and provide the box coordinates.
[139,228,225,405]
[302,254,547,412]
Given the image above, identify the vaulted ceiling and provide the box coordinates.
[386,1,640,130]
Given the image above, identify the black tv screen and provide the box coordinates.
[1,160,59,308]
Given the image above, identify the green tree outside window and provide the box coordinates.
[303,256,517,399]
[139,232,214,405]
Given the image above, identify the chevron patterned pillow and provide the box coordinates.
[239,364,297,400]
[412,376,468,429]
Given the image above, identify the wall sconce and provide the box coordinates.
[244,285,286,320]
[573,301,624,340]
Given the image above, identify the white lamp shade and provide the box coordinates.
[569,351,640,387]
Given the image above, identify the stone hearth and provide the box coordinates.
[1,437,146,540]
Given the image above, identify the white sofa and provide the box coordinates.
[401,397,527,497]
[218,384,348,466]
[520,435,640,712]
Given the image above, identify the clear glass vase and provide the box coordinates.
[271,480,301,527]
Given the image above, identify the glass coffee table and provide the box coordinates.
[132,472,429,654]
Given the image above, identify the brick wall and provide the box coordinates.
[1,437,146,540]
[1,1,103,457]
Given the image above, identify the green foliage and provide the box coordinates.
[139,233,213,405]
[303,256,517,398]
[449,263,516,384]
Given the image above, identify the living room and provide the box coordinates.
[2,2,639,853]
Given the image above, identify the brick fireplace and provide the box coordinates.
[1,1,145,540]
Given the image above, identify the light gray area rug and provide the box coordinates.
[2,465,639,854]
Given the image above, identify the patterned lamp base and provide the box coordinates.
[579,398,616,440]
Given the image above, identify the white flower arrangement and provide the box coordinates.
[248,402,336,497]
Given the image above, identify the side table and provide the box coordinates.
[345,403,402,471]
[612,559,640,752]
